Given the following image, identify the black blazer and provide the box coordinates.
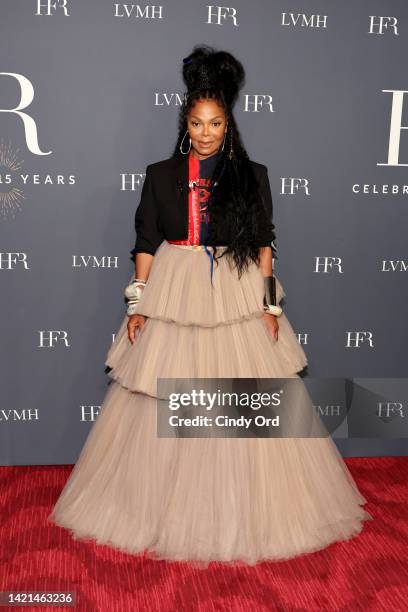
[130,153,277,262]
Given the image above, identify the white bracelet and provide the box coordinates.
[263,304,282,317]
[124,278,147,316]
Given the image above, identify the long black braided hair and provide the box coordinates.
[171,44,276,280]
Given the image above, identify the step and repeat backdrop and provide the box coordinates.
[1,1,407,464]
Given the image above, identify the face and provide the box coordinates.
[187,97,228,160]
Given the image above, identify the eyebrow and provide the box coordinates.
[190,115,224,120]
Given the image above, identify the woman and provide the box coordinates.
[49,46,372,567]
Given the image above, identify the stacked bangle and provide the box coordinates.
[124,278,147,316]
[263,275,282,317]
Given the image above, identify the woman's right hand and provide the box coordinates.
[263,312,279,341]
[127,314,148,344]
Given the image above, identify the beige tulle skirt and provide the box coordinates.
[48,241,372,567]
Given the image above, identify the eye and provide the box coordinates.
[213,122,222,127]
[191,121,199,127]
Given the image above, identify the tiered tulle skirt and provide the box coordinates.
[48,241,372,567]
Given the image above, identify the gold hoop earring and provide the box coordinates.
[180,130,191,154]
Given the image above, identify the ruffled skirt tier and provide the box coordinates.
[49,241,372,567]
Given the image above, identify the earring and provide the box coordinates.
[221,131,226,152]
[180,129,191,154]
[228,125,234,159]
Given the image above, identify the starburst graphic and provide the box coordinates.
[0,139,25,219]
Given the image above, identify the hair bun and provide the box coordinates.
[182,45,245,107]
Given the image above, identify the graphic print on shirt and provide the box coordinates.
[168,149,221,246]
[197,177,213,244]
[166,149,221,283]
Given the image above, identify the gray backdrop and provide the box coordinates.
[1,0,407,465]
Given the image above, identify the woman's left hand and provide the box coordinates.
[263,312,279,341]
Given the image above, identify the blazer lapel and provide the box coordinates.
[174,153,189,220]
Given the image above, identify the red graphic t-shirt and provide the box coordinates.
[168,149,221,246]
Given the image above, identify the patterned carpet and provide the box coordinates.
[0,457,407,611]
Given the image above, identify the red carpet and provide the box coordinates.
[1,457,407,611]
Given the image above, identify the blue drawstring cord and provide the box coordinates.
[203,158,226,287]
[203,214,214,286]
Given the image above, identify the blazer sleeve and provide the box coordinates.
[129,164,165,262]
[257,165,278,259]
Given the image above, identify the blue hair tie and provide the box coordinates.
[203,158,227,286]
[204,216,214,287]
